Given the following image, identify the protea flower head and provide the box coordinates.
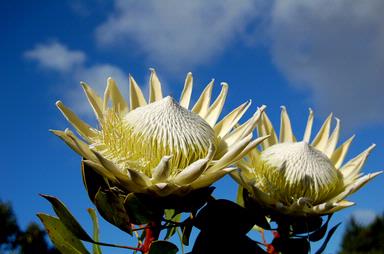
[52,69,267,196]
[232,107,382,215]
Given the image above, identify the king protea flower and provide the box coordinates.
[52,69,267,196]
[232,107,382,215]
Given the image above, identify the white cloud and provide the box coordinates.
[29,1,384,128]
[351,209,377,226]
[24,42,86,72]
[267,0,384,128]
[25,42,129,117]
[95,0,263,72]
[94,0,384,127]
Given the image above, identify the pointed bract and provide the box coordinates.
[54,71,260,197]
[235,107,382,215]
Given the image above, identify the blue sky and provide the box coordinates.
[1,0,384,253]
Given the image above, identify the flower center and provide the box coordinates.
[93,96,217,176]
[253,142,343,206]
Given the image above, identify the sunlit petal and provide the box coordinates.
[129,75,147,109]
[149,68,163,103]
[179,72,193,109]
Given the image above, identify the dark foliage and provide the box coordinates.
[339,213,384,254]
[191,199,268,254]
[0,200,58,254]
[0,200,20,251]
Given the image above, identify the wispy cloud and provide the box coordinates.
[351,209,377,225]
[95,0,263,72]
[36,1,384,128]
[94,0,384,128]
[24,41,128,117]
[266,0,384,128]
[24,42,86,72]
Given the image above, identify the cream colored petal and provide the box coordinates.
[346,171,383,194]
[93,151,146,192]
[64,129,98,162]
[257,111,278,150]
[149,68,163,103]
[126,168,152,188]
[192,79,214,117]
[154,182,168,190]
[50,129,83,157]
[56,101,96,139]
[190,167,236,189]
[341,144,376,180]
[279,106,296,143]
[303,108,314,142]
[129,75,147,110]
[91,151,145,192]
[173,143,215,185]
[92,150,122,175]
[104,77,128,113]
[148,183,179,197]
[174,158,209,185]
[327,200,355,213]
[331,135,355,169]
[324,118,341,158]
[214,100,251,138]
[82,160,117,180]
[223,105,265,147]
[247,145,261,165]
[310,202,338,214]
[311,113,333,152]
[207,134,253,173]
[288,197,312,211]
[81,82,104,121]
[179,72,193,109]
[310,200,355,214]
[151,155,173,182]
[204,83,228,126]
[330,171,383,203]
[232,136,270,163]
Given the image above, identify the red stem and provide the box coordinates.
[141,221,160,253]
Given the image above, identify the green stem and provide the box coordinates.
[91,241,142,251]
[176,227,185,254]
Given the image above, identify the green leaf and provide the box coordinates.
[87,208,102,254]
[124,193,163,225]
[81,160,108,202]
[315,222,341,254]
[40,194,93,242]
[37,213,90,254]
[164,209,176,220]
[94,189,132,234]
[148,240,178,254]
[164,209,181,240]
[236,186,244,207]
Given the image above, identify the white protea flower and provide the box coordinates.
[232,107,382,215]
[52,69,267,196]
